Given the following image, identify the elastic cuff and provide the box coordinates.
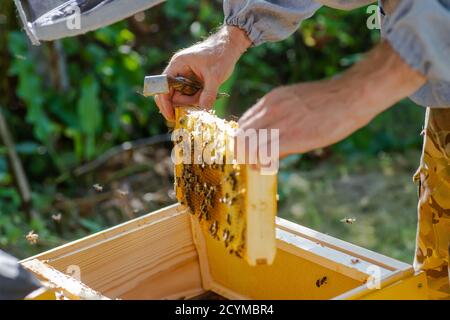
[224,16,264,47]
[385,26,429,78]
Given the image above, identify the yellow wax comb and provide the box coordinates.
[173,107,277,266]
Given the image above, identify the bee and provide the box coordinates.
[315,276,328,288]
[199,201,210,221]
[351,258,360,264]
[188,176,197,184]
[226,213,232,225]
[225,235,234,248]
[116,189,128,198]
[26,230,39,245]
[227,172,239,191]
[222,229,230,247]
[220,193,230,206]
[52,213,62,222]
[227,195,239,206]
[93,184,103,192]
[204,197,212,207]
[341,217,356,225]
[221,156,226,172]
[209,221,219,238]
[205,186,216,200]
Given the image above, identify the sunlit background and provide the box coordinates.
[0,1,424,262]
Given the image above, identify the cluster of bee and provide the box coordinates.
[177,160,246,258]
[175,110,248,259]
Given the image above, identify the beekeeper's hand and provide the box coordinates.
[155,26,251,121]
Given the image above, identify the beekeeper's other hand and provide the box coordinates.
[155,26,251,121]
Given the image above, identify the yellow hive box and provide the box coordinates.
[21,204,428,300]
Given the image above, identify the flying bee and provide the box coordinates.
[93,184,103,192]
[52,213,62,222]
[26,230,39,245]
[341,217,356,225]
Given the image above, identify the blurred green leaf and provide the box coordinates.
[77,76,102,160]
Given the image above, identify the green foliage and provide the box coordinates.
[76,76,102,160]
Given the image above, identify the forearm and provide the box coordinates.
[238,42,427,157]
[292,41,427,153]
[336,40,426,127]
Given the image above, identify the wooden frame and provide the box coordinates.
[21,204,428,300]
[173,107,278,266]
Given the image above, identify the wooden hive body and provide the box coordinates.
[21,204,428,300]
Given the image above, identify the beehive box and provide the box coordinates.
[21,204,428,300]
